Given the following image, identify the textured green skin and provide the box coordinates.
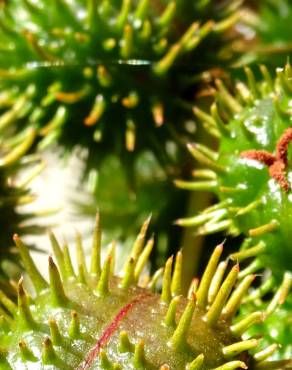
[217,94,292,277]
[0,277,237,370]
[1,220,290,369]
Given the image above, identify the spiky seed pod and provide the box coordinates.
[175,63,292,354]
[0,217,289,369]
[0,124,44,278]
[0,0,244,263]
[176,63,292,279]
[0,0,243,168]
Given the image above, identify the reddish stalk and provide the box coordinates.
[77,293,151,370]
[241,127,292,192]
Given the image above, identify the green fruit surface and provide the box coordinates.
[1,221,285,370]
[1,279,235,369]
[218,97,292,277]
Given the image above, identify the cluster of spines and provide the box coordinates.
[0,216,290,369]
[0,0,242,69]
[0,122,46,271]
[173,62,292,293]
[174,63,292,236]
[174,62,292,353]
[0,0,244,154]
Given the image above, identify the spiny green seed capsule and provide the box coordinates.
[0,0,242,159]
[0,125,43,277]
[0,216,289,369]
[176,63,292,279]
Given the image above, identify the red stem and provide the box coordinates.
[77,293,151,370]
